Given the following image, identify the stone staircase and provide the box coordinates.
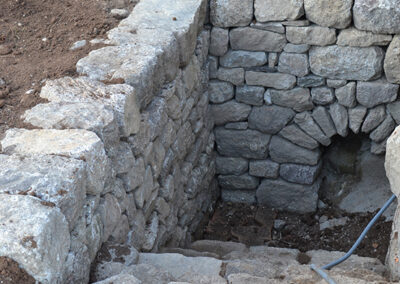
[91,240,393,283]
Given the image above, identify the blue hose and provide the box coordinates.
[310,194,397,283]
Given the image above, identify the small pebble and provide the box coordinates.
[70,40,87,50]
[0,87,10,99]
[0,78,5,87]
[0,99,5,108]
[274,219,286,230]
[110,8,129,19]
[0,45,12,55]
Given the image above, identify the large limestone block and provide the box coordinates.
[39,77,140,136]
[256,178,319,213]
[269,88,313,112]
[248,105,295,134]
[337,28,392,47]
[23,102,118,148]
[211,100,251,125]
[304,0,352,29]
[218,174,259,190]
[220,50,267,68]
[278,52,309,77]
[230,28,287,52]
[286,26,336,46]
[254,0,304,22]
[210,0,253,27]
[209,27,229,56]
[0,154,86,229]
[0,194,70,284]
[384,36,400,84]
[269,136,320,165]
[309,46,384,81]
[138,253,222,279]
[356,78,398,108]
[245,71,296,90]
[215,128,270,159]
[353,0,400,34]
[385,126,400,198]
[1,129,109,195]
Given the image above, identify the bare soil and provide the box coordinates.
[198,201,392,263]
[0,256,35,284]
[0,0,137,136]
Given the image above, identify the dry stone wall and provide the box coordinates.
[0,0,217,283]
[209,0,400,213]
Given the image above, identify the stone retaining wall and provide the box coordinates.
[0,0,217,283]
[209,0,400,213]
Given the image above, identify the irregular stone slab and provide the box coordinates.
[249,160,280,178]
[1,129,108,195]
[209,81,234,103]
[210,0,253,27]
[217,68,245,85]
[329,103,349,137]
[245,72,296,90]
[218,174,259,190]
[387,101,400,124]
[361,106,386,133]
[256,178,319,213]
[250,22,285,34]
[304,0,352,28]
[283,43,310,53]
[94,274,141,284]
[356,79,398,108]
[337,28,392,47]
[371,139,387,155]
[348,106,367,134]
[279,124,319,150]
[278,52,309,77]
[280,162,322,185]
[386,125,400,198]
[0,154,86,229]
[370,115,395,142]
[221,189,257,203]
[208,56,218,79]
[254,0,304,22]
[286,26,336,46]
[23,102,118,148]
[210,27,229,56]
[320,217,349,231]
[294,112,331,146]
[39,77,140,136]
[269,136,320,165]
[281,20,310,26]
[230,28,287,52]
[327,79,347,88]
[269,88,313,112]
[311,87,334,105]
[215,128,271,159]
[216,157,248,175]
[190,240,248,258]
[385,36,400,84]
[353,0,400,34]
[211,100,251,125]
[0,194,70,284]
[312,106,337,138]
[220,50,267,68]
[268,53,278,68]
[248,105,295,134]
[225,122,249,130]
[138,253,222,279]
[309,46,384,81]
[236,85,264,106]
[297,75,325,88]
[335,82,356,107]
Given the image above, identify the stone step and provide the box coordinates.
[92,243,391,284]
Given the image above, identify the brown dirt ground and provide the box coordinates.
[198,201,392,263]
[0,0,137,137]
[0,256,35,284]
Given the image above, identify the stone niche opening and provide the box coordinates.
[320,133,396,220]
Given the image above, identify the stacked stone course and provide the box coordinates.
[209,0,400,213]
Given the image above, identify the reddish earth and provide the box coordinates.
[0,256,35,284]
[0,0,137,137]
[198,201,392,263]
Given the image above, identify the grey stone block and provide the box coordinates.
[250,22,285,34]
[269,88,314,112]
[279,124,319,150]
[312,106,337,138]
[278,52,309,77]
[387,101,400,124]
[256,178,320,213]
[211,100,251,125]
[230,27,287,52]
[294,112,331,146]
[269,136,321,165]
[356,78,398,108]
[217,67,245,86]
[370,115,395,143]
[221,189,256,203]
[209,27,229,56]
[335,82,356,108]
[248,105,295,134]
[311,87,335,105]
[361,105,386,133]
[218,174,259,190]
[225,122,249,130]
[297,75,325,88]
[220,50,267,68]
[249,160,280,178]
[329,103,349,137]
[236,85,265,106]
[283,43,310,53]
[385,35,400,84]
[208,81,234,103]
[279,162,322,185]
[210,0,253,28]
[337,28,392,47]
[286,26,336,46]
[348,106,367,134]
[215,128,271,159]
[245,71,296,90]
[216,157,249,175]
[304,0,352,29]
[326,79,347,88]
[254,0,304,22]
